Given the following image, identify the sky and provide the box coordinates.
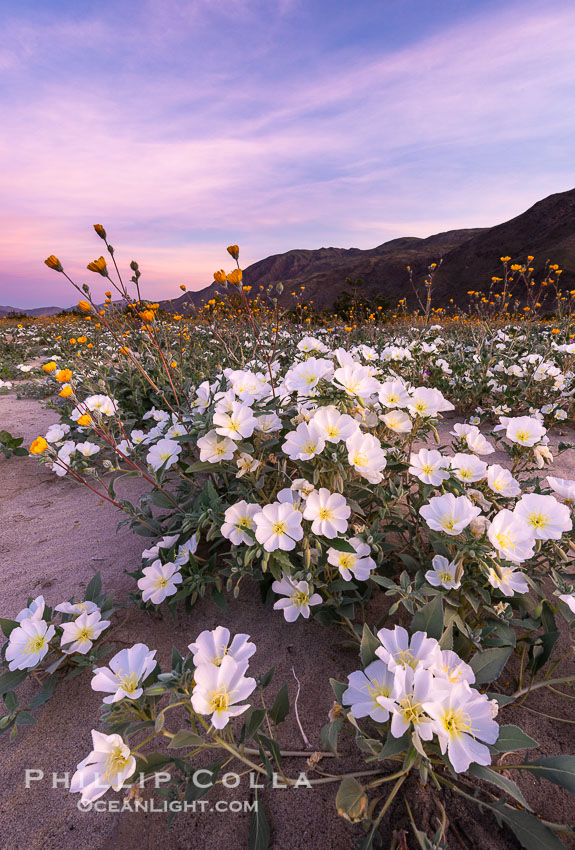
[1,0,575,308]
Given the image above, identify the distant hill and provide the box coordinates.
[160,188,575,313]
[0,305,63,318]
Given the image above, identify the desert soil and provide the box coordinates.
[0,393,574,850]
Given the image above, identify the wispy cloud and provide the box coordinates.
[0,0,574,305]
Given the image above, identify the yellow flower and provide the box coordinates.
[180,284,187,291]
[44,255,63,271]
[170,360,177,368]
[69,338,76,345]
[77,414,92,426]
[30,437,48,454]
[42,362,57,372]
[213,269,227,284]
[78,300,92,312]
[59,384,73,398]
[139,310,155,322]
[77,336,87,344]
[93,224,107,239]
[120,346,130,355]
[226,269,243,286]
[227,244,239,260]
[87,256,108,275]
[104,290,112,298]
[56,368,72,383]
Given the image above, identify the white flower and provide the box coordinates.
[346,431,387,484]
[311,405,359,443]
[297,336,328,354]
[487,509,536,564]
[191,655,256,729]
[505,416,546,447]
[141,534,179,560]
[377,665,435,740]
[408,387,454,417]
[408,449,450,486]
[420,494,480,536]
[559,593,575,615]
[342,660,394,722]
[45,423,71,443]
[282,421,326,460]
[547,476,575,502]
[487,565,529,595]
[425,555,461,589]
[487,464,521,497]
[332,364,380,399]
[70,731,136,804]
[91,644,157,703]
[381,409,412,433]
[513,494,572,541]
[85,394,117,416]
[431,649,475,685]
[378,380,411,408]
[213,401,257,439]
[254,502,303,551]
[137,560,183,603]
[146,438,182,471]
[284,357,334,394]
[60,610,110,655]
[173,535,199,566]
[255,412,282,433]
[271,574,322,622]
[6,618,55,670]
[188,627,256,667]
[303,488,350,538]
[450,453,488,484]
[15,595,45,622]
[450,423,494,455]
[76,441,101,458]
[327,537,376,581]
[55,600,100,616]
[423,682,499,773]
[221,501,262,545]
[197,429,237,463]
[376,626,441,672]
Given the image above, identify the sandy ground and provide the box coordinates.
[0,393,574,850]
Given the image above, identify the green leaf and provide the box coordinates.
[0,618,19,638]
[411,594,443,640]
[491,725,538,753]
[29,676,57,709]
[360,624,381,667]
[320,718,343,755]
[269,683,289,726]
[4,690,18,712]
[0,669,28,696]
[84,572,102,602]
[330,679,347,704]
[324,537,356,553]
[168,729,206,749]
[335,776,368,823]
[468,763,532,810]
[243,708,267,740]
[527,755,575,793]
[490,801,567,850]
[469,646,512,685]
[249,798,270,850]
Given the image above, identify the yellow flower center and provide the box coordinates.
[105,745,131,780]
[318,507,334,520]
[271,520,287,535]
[351,451,368,467]
[118,672,140,695]
[209,687,230,713]
[154,576,169,590]
[76,626,94,644]
[24,634,47,655]
[526,511,549,529]
[440,708,472,737]
[291,589,310,607]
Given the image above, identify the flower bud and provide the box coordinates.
[44,255,63,272]
[213,269,227,284]
[87,256,108,275]
[227,244,239,260]
[78,300,92,312]
[93,224,107,239]
[59,384,73,398]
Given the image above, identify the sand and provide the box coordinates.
[0,393,574,850]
